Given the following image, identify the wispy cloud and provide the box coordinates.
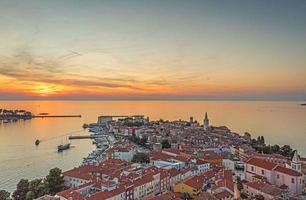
[0,46,169,92]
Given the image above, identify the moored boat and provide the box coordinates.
[57,143,70,152]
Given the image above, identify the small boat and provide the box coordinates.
[35,139,40,146]
[57,143,70,152]
[38,112,49,115]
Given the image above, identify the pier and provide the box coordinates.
[69,135,105,139]
[33,115,81,118]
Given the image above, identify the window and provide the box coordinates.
[291,178,295,183]
[277,174,279,179]
[251,166,254,171]
[261,170,264,175]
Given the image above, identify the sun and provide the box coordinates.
[33,84,62,96]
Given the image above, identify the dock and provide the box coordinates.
[69,135,104,139]
[33,115,81,118]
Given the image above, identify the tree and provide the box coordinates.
[0,190,11,200]
[280,145,292,157]
[28,179,46,199]
[12,179,29,200]
[271,144,280,153]
[260,136,265,145]
[161,139,171,149]
[236,176,243,191]
[45,168,65,195]
[257,136,261,143]
[181,192,193,200]
[25,191,35,200]
[132,153,150,163]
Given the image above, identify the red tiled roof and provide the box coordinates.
[246,157,277,170]
[213,190,232,199]
[275,166,303,176]
[145,191,181,200]
[63,165,94,180]
[244,181,283,196]
[57,189,85,200]
[87,185,125,200]
[182,175,205,190]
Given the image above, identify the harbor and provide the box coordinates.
[0,108,81,124]
[76,118,116,166]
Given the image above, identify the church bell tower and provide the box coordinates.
[204,112,209,131]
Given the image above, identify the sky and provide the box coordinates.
[0,0,305,100]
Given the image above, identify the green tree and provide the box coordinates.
[0,190,11,200]
[28,179,46,198]
[161,139,171,148]
[280,145,292,157]
[12,179,29,200]
[132,153,150,163]
[260,136,265,145]
[236,176,243,191]
[257,136,261,143]
[271,144,280,153]
[45,168,65,195]
[25,191,35,200]
[181,192,193,200]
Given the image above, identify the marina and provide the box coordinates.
[78,121,115,166]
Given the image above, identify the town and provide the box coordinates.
[37,113,305,200]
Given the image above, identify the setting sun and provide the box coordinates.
[32,84,62,96]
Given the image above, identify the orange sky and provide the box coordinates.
[0,1,305,100]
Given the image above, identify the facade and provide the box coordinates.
[244,157,303,195]
[290,150,302,173]
[174,176,204,197]
[112,145,137,161]
[98,116,113,124]
[243,181,288,200]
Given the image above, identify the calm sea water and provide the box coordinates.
[0,100,305,191]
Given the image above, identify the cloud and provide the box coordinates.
[0,46,168,91]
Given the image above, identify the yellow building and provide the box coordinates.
[174,176,203,197]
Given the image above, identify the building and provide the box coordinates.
[112,144,137,162]
[290,150,302,173]
[98,116,113,124]
[204,112,210,131]
[245,157,304,195]
[243,181,288,200]
[174,175,205,197]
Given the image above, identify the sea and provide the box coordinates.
[0,100,305,192]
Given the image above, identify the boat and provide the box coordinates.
[38,112,49,115]
[57,143,70,152]
[35,139,40,146]
[58,136,71,151]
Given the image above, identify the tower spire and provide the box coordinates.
[291,150,302,172]
[204,112,209,131]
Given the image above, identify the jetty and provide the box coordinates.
[33,115,81,118]
[69,134,105,140]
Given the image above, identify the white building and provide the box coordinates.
[112,145,137,162]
